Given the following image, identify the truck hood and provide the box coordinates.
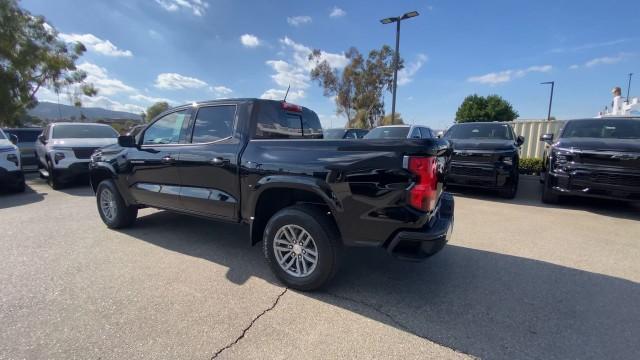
[556,138,640,153]
[449,139,516,152]
[0,139,15,149]
[51,138,118,148]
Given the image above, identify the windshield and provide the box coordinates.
[445,123,513,140]
[0,129,6,140]
[364,127,410,139]
[323,129,346,139]
[561,119,640,139]
[52,125,118,139]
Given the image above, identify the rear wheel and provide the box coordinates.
[263,205,342,291]
[96,179,138,229]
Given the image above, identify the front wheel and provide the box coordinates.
[541,172,560,204]
[46,159,63,190]
[499,173,519,199]
[96,179,138,229]
[263,205,342,291]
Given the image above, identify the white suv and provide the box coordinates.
[0,129,25,192]
[35,123,119,189]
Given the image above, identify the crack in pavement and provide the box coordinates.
[210,288,288,359]
[325,291,478,359]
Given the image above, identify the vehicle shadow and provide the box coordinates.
[120,211,640,360]
[449,175,640,221]
[27,175,94,197]
[0,184,46,209]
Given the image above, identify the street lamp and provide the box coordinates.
[627,73,633,103]
[540,81,555,121]
[380,11,419,123]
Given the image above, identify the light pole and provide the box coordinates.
[627,73,633,103]
[541,81,555,121]
[380,11,419,123]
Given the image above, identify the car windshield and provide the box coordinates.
[364,127,410,139]
[445,123,513,140]
[561,119,640,139]
[0,129,6,140]
[323,129,346,139]
[52,125,118,139]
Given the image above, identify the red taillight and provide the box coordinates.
[281,102,302,113]
[406,156,438,212]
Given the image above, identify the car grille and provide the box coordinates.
[72,147,99,159]
[451,166,494,177]
[584,173,640,187]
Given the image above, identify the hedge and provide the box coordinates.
[519,158,543,175]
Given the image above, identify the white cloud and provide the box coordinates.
[155,0,209,16]
[330,7,346,18]
[287,16,312,26]
[467,65,552,85]
[549,39,630,54]
[129,94,174,104]
[260,88,305,101]
[154,73,208,90]
[209,85,233,98]
[585,53,629,67]
[398,53,428,85]
[35,87,145,114]
[569,64,580,70]
[261,37,348,99]
[77,62,136,95]
[59,33,133,57]
[240,34,260,48]
[148,29,163,40]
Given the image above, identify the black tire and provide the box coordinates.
[46,158,63,190]
[13,179,26,193]
[263,205,343,291]
[96,179,138,229]
[499,173,519,199]
[541,172,560,204]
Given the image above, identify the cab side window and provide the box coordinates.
[142,110,189,145]
[190,105,236,143]
[419,127,433,138]
[410,128,421,138]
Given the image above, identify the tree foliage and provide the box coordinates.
[145,101,169,122]
[0,0,96,126]
[380,112,404,126]
[309,45,402,129]
[455,94,519,123]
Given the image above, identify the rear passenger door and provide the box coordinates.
[177,104,241,220]
[419,127,433,139]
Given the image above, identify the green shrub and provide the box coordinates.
[519,158,543,175]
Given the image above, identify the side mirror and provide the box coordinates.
[540,133,554,143]
[9,134,18,145]
[516,135,525,146]
[38,134,47,144]
[436,131,444,138]
[118,135,137,148]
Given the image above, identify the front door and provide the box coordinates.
[127,108,191,209]
[177,104,240,220]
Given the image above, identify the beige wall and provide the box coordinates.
[509,120,565,159]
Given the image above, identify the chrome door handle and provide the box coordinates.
[209,157,230,166]
[161,155,175,164]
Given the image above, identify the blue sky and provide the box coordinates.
[24,0,639,129]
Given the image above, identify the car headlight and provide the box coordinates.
[7,153,19,166]
[54,152,66,163]
[501,155,514,165]
[552,148,576,171]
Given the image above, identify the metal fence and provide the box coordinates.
[509,120,565,159]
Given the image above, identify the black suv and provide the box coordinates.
[540,118,640,203]
[444,122,524,198]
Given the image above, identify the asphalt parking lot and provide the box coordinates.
[1,174,639,359]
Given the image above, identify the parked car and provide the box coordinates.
[540,118,640,203]
[0,129,25,192]
[2,127,43,170]
[36,122,119,189]
[89,99,454,290]
[364,124,435,139]
[323,128,369,139]
[444,122,524,198]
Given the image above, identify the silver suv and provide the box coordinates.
[35,123,119,189]
[0,128,25,192]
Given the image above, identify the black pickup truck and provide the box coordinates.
[540,118,640,203]
[89,99,454,290]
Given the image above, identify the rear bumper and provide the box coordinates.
[547,170,640,201]
[386,192,454,261]
[446,162,515,189]
[0,168,25,188]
